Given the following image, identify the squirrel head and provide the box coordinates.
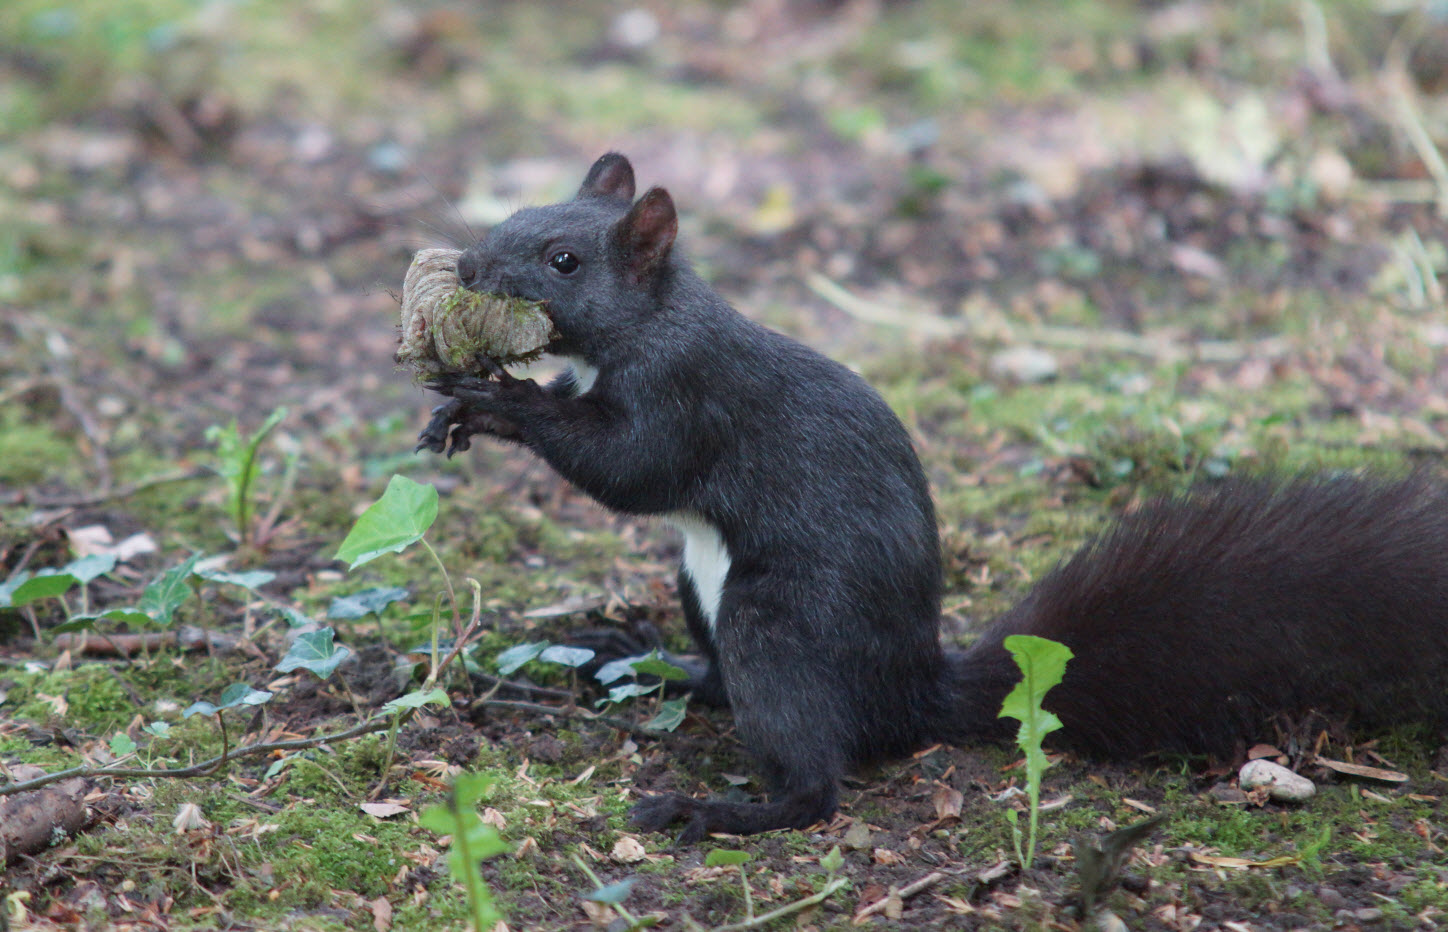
[455,153,679,358]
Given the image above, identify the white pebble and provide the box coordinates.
[988,346,1058,383]
[1239,759,1315,802]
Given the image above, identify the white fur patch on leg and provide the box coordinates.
[667,512,731,633]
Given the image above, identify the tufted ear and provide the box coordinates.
[576,152,636,204]
[613,187,677,286]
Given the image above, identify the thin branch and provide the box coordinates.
[713,875,849,932]
[0,718,391,798]
[480,698,669,743]
[4,468,211,509]
[851,870,949,923]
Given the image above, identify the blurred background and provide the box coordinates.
[2,0,1446,497]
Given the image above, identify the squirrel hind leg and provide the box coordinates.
[630,780,839,843]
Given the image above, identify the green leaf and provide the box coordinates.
[62,553,116,584]
[538,645,595,668]
[998,634,1072,750]
[998,634,1074,870]
[275,628,353,680]
[109,733,137,756]
[629,655,688,681]
[645,697,688,732]
[53,607,153,633]
[704,849,750,868]
[0,573,28,606]
[143,722,172,738]
[6,571,78,607]
[583,877,637,904]
[184,682,272,718]
[335,475,438,569]
[219,682,273,707]
[451,771,498,808]
[196,568,277,591]
[819,845,845,874]
[495,641,548,675]
[207,406,287,541]
[139,554,202,625]
[605,682,659,704]
[381,687,450,715]
[275,606,313,628]
[595,655,643,684]
[329,586,409,619]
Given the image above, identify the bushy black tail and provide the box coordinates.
[942,473,1448,758]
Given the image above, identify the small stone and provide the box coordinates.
[1239,759,1315,802]
[1208,783,1248,805]
[988,346,1058,383]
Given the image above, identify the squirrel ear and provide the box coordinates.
[615,187,677,286]
[577,152,636,203]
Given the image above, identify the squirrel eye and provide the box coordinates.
[548,251,580,275]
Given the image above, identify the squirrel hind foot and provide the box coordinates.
[629,783,839,843]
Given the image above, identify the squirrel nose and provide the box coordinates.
[456,250,483,290]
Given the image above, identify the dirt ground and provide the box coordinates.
[3,1,1448,930]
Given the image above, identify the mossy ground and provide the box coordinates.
[3,0,1448,929]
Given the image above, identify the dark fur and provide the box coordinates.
[420,154,1448,841]
[951,475,1448,758]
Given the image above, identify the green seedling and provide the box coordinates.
[693,845,849,931]
[594,650,690,732]
[419,772,511,932]
[336,475,488,785]
[999,634,1073,870]
[573,853,654,931]
[1074,813,1166,915]
[206,405,295,550]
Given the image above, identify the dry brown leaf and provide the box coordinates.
[370,896,392,932]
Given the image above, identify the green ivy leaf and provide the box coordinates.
[495,641,549,675]
[583,878,637,904]
[52,607,153,633]
[381,687,450,715]
[184,682,273,718]
[5,571,79,607]
[820,845,845,874]
[631,655,687,681]
[109,733,137,756]
[196,567,277,591]
[275,606,313,628]
[62,553,117,584]
[595,655,643,684]
[645,697,688,732]
[329,586,409,619]
[139,554,202,625]
[704,849,750,868]
[335,475,438,569]
[275,628,353,680]
[604,682,659,704]
[538,645,595,668]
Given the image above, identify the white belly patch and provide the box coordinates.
[560,356,599,394]
[666,512,731,633]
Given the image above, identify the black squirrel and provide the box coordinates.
[417,153,1448,841]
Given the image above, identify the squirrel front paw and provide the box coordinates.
[415,397,523,456]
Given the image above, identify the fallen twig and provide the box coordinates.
[714,875,849,932]
[479,698,673,743]
[851,870,948,924]
[4,467,211,509]
[0,717,391,798]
